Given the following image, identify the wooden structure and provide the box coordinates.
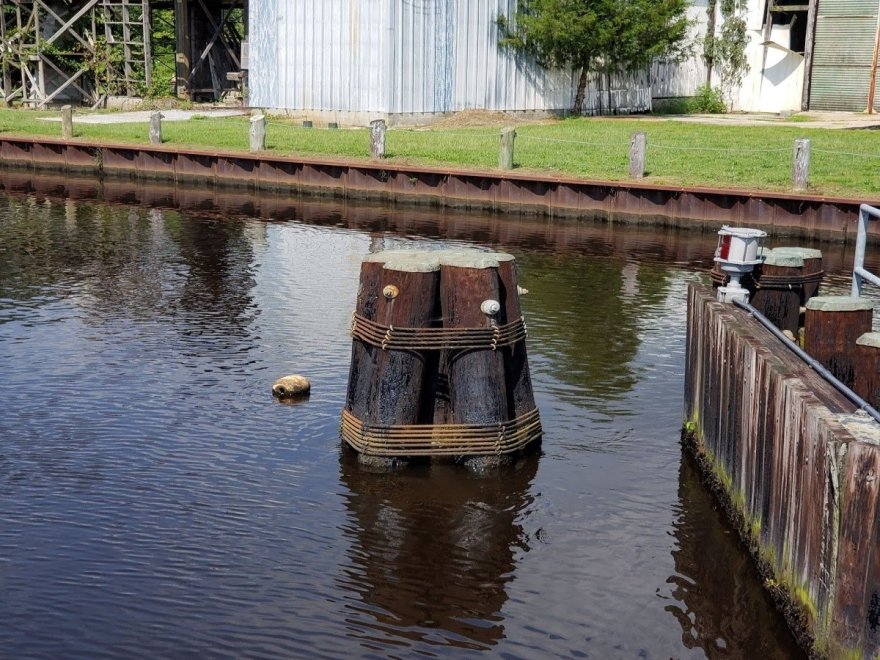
[804,295,875,389]
[0,0,245,106]
[854,332,880,409]
[342,249,541,460]
[168,0,245,101]
[0,0,152,107]
[686,283,880,657]
[750,251,806,334]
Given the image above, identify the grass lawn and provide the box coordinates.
[1,108,879,199]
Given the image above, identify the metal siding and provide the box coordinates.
[249,0,651,115]
[809,0,879,111]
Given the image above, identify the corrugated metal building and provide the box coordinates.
[809,0,880,111]
[248,0,654,121]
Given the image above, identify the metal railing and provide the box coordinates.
[852,204,880,296]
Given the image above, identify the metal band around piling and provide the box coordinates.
[756,270,824,289]
[350,313,528,351]
[340,408,542,457]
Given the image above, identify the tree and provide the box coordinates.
[497,0,691,114]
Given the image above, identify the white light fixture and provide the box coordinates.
[714,226,767,304]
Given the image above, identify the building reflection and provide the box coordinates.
[665,452,805,658]
[336,451,539,651]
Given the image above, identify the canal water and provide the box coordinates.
[3,182,874,658]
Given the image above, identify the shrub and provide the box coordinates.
[688,84,726,114]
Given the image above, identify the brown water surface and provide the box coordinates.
[5,179,872,658]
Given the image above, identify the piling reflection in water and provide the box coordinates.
[337,450,539,651]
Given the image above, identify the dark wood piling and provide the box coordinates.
[771,246,824,303]
[854,332,880,409]
[441,254,508,427]
[804,296,875,388]
[345,252,441,430]
[751,250,805,334]
[343,249,541,461]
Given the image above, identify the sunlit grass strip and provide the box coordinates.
[1,109,880,198]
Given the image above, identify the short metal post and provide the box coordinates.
[853,205,870,297]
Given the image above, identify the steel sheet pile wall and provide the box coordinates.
[248,0,650,117]
[685,284,880,657]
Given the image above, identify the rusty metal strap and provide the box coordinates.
[340,408,542,457]
[350,313,528,351]
[756,270,824,289]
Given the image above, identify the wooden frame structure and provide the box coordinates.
[0,0,245,107]
[0,0,152,107]
[168,0,245,101]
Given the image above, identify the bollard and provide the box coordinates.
[342,249,541,461]
[629,132,647,178]
[61,105,73,140]
[770,247,823,303]
[149,111,163,145]
[370,119,386,160]
[249,114,266,152]
[854,333,880,409]
[793,138,811,192]
[750,250,804,334]
[804,296,875,388]
[499,126,516,170]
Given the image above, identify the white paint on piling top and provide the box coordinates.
[763,251,805,268]
[857,332,880,349]
[806,296,875,312]
[364,249,514,272]
[771,247,823,259]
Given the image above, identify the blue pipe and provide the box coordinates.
[732,298,880,425]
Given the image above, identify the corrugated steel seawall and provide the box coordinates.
[686,284,880,657]
[1,136,878,242]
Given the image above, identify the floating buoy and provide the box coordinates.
[272,375,311,398]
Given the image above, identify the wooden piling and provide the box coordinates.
[441,254,508,427]
[771,246,823,303]
[750,251,804,334]
[345,252,441,428]
[793,138,811,192]
[497,256,537,420]
[370,119,386,160]
[854,333,880,409]
[629,132,646,178]
[149,111,163,145]
[804,296,875,388]
[61,105,73,140]
[342,249,541,459]
[249,114,266,152]
[499,127,516,171]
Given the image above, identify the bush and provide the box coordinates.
[688,85,726,114]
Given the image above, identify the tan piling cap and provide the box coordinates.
[763,250,804,268]
[364,249,514,272]
[772,246,823,259]
[856,332,880,349]
[805,295,875,312]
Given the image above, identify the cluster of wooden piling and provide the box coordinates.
[710,245,878,408]
[342,249,541,461]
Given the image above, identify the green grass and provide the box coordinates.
[2,108,880,198]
